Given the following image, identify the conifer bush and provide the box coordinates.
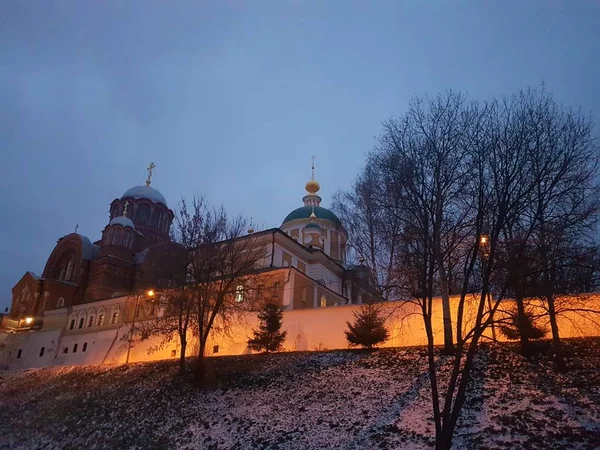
[247,301,287,353]
[345,303,389,349]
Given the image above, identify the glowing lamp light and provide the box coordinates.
[147,290,155,297]
[24,317,34,325]
[480,236,488,245]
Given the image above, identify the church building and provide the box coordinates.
[0,163,372,369]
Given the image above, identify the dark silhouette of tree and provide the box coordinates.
[499,306,547,341]
[247,301,287,353]
[344,303,390,349]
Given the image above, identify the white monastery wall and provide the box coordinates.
[2,295,599,369]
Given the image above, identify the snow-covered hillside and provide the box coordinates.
[1,339,599,449]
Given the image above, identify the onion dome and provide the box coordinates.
[282,206,342,227]
[121,185,167,206]
[121,162,167,206]
[305,178,320,194]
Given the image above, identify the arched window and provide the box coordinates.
[65,258,74,281]
[320,296,327,308]
[113,229,122,246]
[137,204,150,224]
[68,312,77,330]
[97,307,106,326]
[235,285,244,303]
[110,306,120,324]
[150,209,162,228]
[105,229,114,246]
[162,215,170,232]
[57,297,65,308]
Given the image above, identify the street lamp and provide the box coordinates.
[479,234,496,340]
[125,289,155,364]
[24,317,34,325]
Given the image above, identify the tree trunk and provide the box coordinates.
[546,293,566,372]
[434,218,454,355]
[179,338,187,376]
[195,341,207,384]
[440,286,455,354]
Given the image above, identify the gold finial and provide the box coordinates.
[305,156,320,194]
[74,224,79,233]
[123,201,129,217]
[146,162,156,186]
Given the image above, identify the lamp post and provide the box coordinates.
[125,288,155,364]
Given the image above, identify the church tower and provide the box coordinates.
[280,158,348,262]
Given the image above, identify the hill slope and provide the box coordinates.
[1,339,599,449]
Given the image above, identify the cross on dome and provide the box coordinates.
[123,201,130,216]
[146,162,156,186]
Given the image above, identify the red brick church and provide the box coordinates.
[9,164,182,323]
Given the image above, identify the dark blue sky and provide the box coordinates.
[1,1,599,309]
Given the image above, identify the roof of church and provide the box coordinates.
[80,235,100,260]
[282,206,342,227]
[109,216,136,229]
[304,222,321,229]
[121,185,168,206]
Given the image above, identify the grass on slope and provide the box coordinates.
[0,339,599,450]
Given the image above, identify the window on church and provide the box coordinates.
[97,314,105,326]
[73,343,78,353]
[39,347,45,357]
[63,347,68,354]
[82,343,88,352]
[57,297,65,308]
[78,317,85,329]
[151,209,162,228]
[17,349,22,359]
[171,349,177,357]
[88,316,95,327]
[69,319,76,330]
[137,204,150,224]
[320,296,327,308]
[235,285,244,303]
[213,345,219,354]
[111,310,119,324]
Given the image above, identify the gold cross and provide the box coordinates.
[123,201,130,216]
[310,156,316,169]
[146,162,156,186]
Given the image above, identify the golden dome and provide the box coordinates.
[305,179,320,194]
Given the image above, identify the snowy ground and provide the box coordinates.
[1,338,599,450]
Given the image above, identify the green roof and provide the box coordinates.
[304,222,321,229]
[282,206,343,227]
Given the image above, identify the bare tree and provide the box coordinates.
[185,201,267,383]
[337,86,600,448]
[139,196,267,382]
[518,86,600,370]
[333,163,402,301]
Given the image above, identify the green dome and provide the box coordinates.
[282,206,342,227]
[304,222,321,229]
